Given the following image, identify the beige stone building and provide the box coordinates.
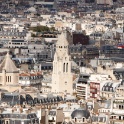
[52,32,73,94]
[0,52,20,92]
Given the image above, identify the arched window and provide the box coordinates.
[83,118,85,122]
[6,76,7,82]
[10,76,11,82]
[119,105,121,109]
[63,63,65,72]
[75,118,77,122]
[119,116,121,120]
[8,76,9,82]
[66,63,68,72]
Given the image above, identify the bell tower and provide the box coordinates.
[52,32,73,94]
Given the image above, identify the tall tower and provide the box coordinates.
[52,32,73,94]
[0,52,19,86]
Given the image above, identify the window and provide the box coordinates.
[63,63,65,72]
[10,76,11,82]
[6,76,7,82]
[75,118,77,122]
[110,88,112,92]
[119,116,121,120]
[66,63,68,72]
[119,105,121,109]
[83,118,85,122]
[0,76,2,82]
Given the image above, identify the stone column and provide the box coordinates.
[2,69,6,86]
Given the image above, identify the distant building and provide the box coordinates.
[90,81,100,98]
[19,71,43,90]
[96,0,113,5]
[48,108,64,124]
[76,74,90,100]
[4,39,28,48]
[0,107,39,124]
[72,32,89,45]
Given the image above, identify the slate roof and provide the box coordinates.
[71,108,90,119]
[102,82,121,92]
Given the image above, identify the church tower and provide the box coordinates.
[0,52,19,86]
[52,32,73,94]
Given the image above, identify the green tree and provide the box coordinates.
[50,27,55,32]
[31,33,36,37]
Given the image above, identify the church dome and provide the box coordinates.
[71,108,90,119]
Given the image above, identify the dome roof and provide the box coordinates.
[71,108,90,119]
[102,82,121,92]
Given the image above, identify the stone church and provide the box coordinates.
[0,52,20,92]
[52,32,73,94]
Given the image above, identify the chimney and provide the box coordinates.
[20,107,23,113]
[12,109,14,113]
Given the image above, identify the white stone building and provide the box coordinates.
[0,52,19,86]
[52,32,73,94]
[0,52,20,92]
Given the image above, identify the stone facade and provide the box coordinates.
[0,52,20,91]
[52,32,73,94]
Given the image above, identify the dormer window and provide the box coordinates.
[52,117,54,120]
[82,118,85,122]
[74,117,77,122]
